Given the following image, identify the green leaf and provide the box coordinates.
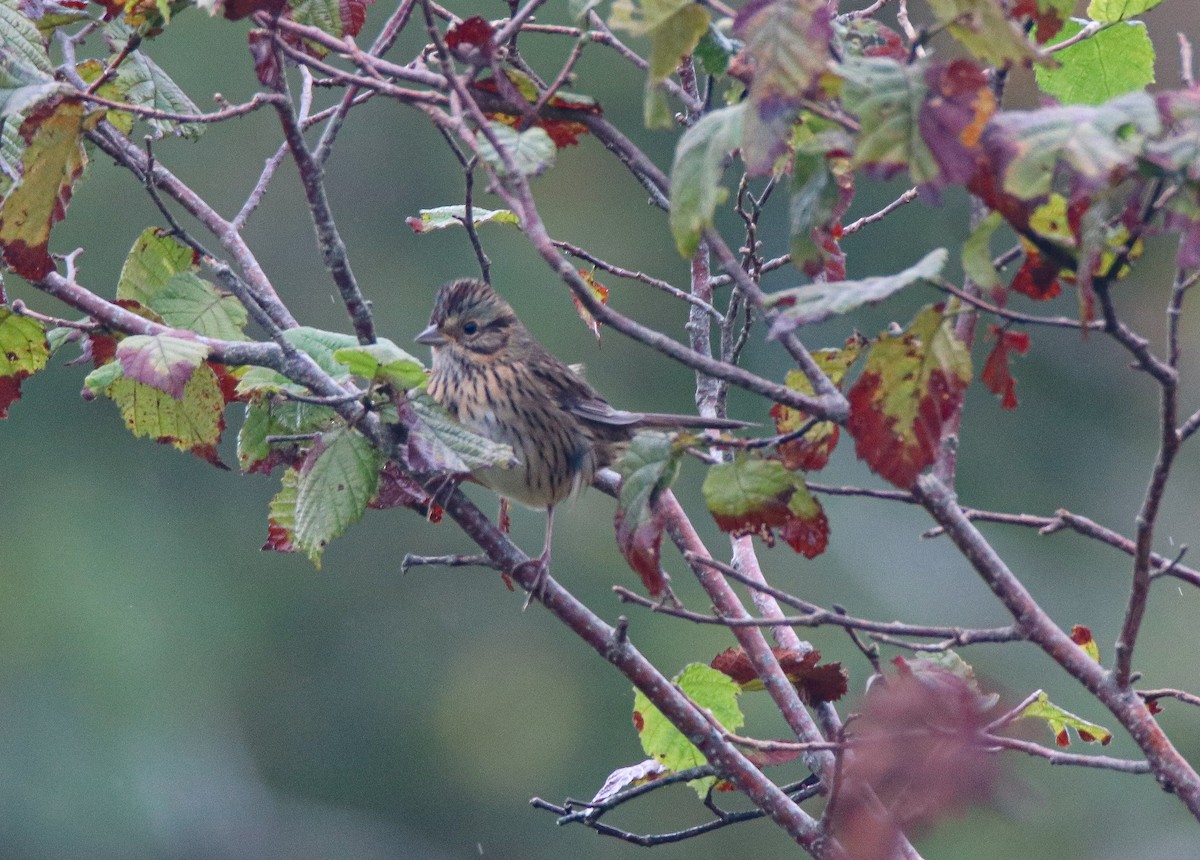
[333,339,428,389]
[294,426,382,566]
[647,4,710,83]
[263,467,300,553]
[846,304,972,488]
[840,57,940,185]
[0,307,49,377]
[909,651,1001,709]
[406,205,519,233]
[702,454,829,557]
[668,103,745,257]
[287,0,342,41]
[613,432,684,595]
[77,58,135,134]
[610,0,710,129]
[238,398,336,473]
[153,272,249,340]
[569,0,603,19]
[83,359,124,393]
[104,363,226,462]
[235,365,309,398]
[476,122,556,177]
[115,333,211,398]
[995,92,1160,199]
[113,51,203,139]
[117,227,198,306]
[961,211,1005,292]
[633,663,744,797]
[926,0,1043,66]
[1019,690,1113,747]
[281,326,360,377]
[771,334,865,472]
[0,58,55,196]
[642,83,674,130]
[734,0,833,173]
[610,0,710,79]
[1035,20,1155,105]
[236,328,359,407]
[0,307,49,417]
[765,248,948,332]
[0,0,54,76]
[1086,0,1164,21]
[788,150,847,273]
[0,96,93,280]
[408,393,517,473]
[694,27,735,77]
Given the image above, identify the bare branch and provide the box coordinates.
[270,72,377,344]
[984,734,1151,774]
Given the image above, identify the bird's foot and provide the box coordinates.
[516,553,551,611]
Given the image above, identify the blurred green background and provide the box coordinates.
[3,1,1200,857]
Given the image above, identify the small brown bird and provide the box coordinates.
[415,278,747,583]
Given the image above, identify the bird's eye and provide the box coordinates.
[462,321,479,336]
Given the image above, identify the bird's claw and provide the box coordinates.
[516,554,551,611]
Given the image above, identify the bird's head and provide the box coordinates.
[415,278,528,364]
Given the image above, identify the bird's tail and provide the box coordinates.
[636,413,754,430]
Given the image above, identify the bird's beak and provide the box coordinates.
[415,324,446,347]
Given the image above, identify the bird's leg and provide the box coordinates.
[518,505,555,610]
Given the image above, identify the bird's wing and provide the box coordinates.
[567,398,644,427]
[533,350,645,427]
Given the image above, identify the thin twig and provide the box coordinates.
[1181,33,1196,89]
[985,734,1151,774]
[553,241,723,319]
[841,187,918,236]
[1139,688,1200,709]
[400,553,499,572]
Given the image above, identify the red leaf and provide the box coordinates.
[573,269,609,341]
[1012,0,1067,44]
[920,60,997,188]
[1010,248,1062,300]
[846,305,971,489]
[614,505,669,597]
[981,325,1030,409]
[712,646,847,704]
[472,75,600,148]
[369,461,440,519]
[771,335,864,472]
[248,31,282,88]
[0,375,24,418]
[210,362,243,404]
[0,98,91,280]
[780,505,830,558]
[704,456,830,557]
[222,0,285,19]
[263,521,294,552]
[538,120,590,149]
[338,0,372,39]
[445,15,496,62]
